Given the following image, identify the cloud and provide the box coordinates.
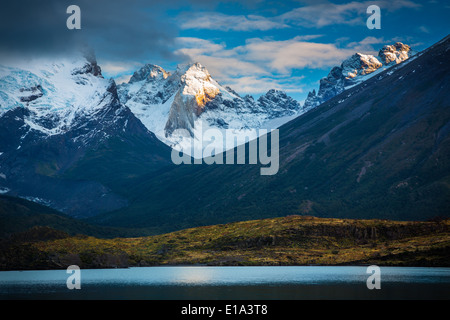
[224,76,306,94]
[174,37,270,78]
[174,37,229,57]
[238,37,355,73]
[345,36,386,54]
[282,0,420,27]
[177,35,355,75]
[179,12,289,31]
[180,0,421,31]
[100,61,142,75]
[174,36,363,96]
[175,37,305,95]
[0,0,180,62]
[115,74,133,84]
[280,2,366,28]
[418,25,431,33]
[173,33,407,97]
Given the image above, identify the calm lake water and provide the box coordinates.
[0,266,449,300]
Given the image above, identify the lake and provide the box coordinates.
[0,266,449,300]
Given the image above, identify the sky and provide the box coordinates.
[1,0,449,103]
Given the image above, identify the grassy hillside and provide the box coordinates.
[2,216,449,270]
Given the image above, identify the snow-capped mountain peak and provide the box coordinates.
[0,51,154,161]
[129,63,169,84]
[179,62,220,103]
[303,42,415,110]
[341,53,383,79]
[378,42,413,65]
[118,61,302,156]
[0,53,118,137]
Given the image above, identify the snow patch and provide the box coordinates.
[21,196,52,206]
[0,187,10,194]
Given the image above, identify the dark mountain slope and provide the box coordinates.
[0,195,150,238]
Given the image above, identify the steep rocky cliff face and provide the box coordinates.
[164,63,221,136]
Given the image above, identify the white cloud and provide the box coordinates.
[115,74,132,84]
[238,37,355,73]
[418,25,430,33]
[179,0,421,31]
[174,36,362,96]
[173,34,404,97]
[176,35,357,75]
[345,36,386,55]
[174,37,270,78]
[179,12,289,31]
[281,0,420,28]
[280,2,366,28]
[98,60,141,76]
[174,37,227,56]
[225,76,305,95]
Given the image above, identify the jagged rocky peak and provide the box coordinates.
[260,89,287,101]
[258,89,300,111]
[256,89,301,119]
[225,86,240,97]
[180,63,213,86]
[307,89,316,99]
[19,85,44,102]
[129,64,170,83]
[341,53,383,78]
[178,62,222,107]
[72,49,103,77]
[177,62,209,77]
[378,42,412,64]
[164,62,222,136]
[303,42,415,110]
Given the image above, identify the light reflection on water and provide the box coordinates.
[1,266,450,286]
[0,266,449,299]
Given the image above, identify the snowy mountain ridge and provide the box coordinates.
[303,42,415,110]
[0,53,131,148]
[118,62,302,157]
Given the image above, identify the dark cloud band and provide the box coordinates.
[0,0,180,61]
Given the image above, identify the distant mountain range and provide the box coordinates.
[0,35,449,234]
